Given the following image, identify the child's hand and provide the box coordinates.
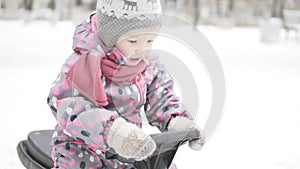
[168,116,205,151]
[107,118,156,161]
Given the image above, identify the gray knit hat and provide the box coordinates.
[96,0,162,48]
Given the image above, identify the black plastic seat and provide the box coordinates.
[17,130,54,169]
[17,129,199,169]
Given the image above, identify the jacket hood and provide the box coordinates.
[72,13,100,52]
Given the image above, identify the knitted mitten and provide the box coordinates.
[107,118,156,161]
[168,116,205,151]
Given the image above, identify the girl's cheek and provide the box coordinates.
[124,48,134,58]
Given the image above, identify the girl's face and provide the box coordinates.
[114,27,159,63]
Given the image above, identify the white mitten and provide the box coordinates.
[107,118,156,161]
[168,116,205,151]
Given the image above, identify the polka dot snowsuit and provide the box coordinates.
[47,13,191,169]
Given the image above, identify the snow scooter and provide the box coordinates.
[17,128,200,169]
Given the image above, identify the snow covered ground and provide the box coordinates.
[0,20,300,169]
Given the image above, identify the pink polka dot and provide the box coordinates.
[111,114,116,119]
[158,115,164,121]
[73,119,81,127]
[70,158,75,166]
[113,101,119,106]
[60,119,67,126]
[87,33,93,38]
[90,143,100,149]
[69,151,76,155]
[58,146,64,150]
[62,80,70,90]
[54,86,60,96]
[86,41,94,48]
[66,123,71,129]
[61,162,67,168]
[110,87,116,95]
[56,100,63,107]
[126,110,133,115]
[151,97,158,103]
[95,115,103,122]
[80,35,86,41]
[71,130,78,135]
[86,121,95,128]
[74,104,82,112]
[155,83,161,88]
[103,135,107,142]
[130,99,135,106]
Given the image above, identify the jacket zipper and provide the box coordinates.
[134,75,144,107]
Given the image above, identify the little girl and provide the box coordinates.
[47,0,204,168]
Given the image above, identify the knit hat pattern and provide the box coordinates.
[96,0,162,48]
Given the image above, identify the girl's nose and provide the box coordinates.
[135,45,150,53]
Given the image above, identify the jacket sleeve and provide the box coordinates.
[47,52,118,150]
[144,63,193,132]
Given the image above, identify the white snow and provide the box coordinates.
[0,20,300,169]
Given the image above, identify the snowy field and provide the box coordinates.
[0,20,300,169]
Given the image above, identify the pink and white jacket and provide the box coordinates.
[47,13,191,167]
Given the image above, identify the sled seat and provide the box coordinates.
[17,130,54,169]
[17,129,200,169]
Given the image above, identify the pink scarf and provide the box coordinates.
[65,48,157,106]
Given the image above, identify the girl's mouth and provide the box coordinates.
[124,51,152,66]
[129,58,141,62]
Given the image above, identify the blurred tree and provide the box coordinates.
[48,0,55,10]
[228,0,234,17]
[193,0,200,26]
[76,0,82,6]
[24,0,33,10]
[90,0,97,10]
[279,0,285,19]
[271,0,279,17]
[216,0,221,17]
[271,0,287,18]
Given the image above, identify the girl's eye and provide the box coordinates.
[147,39,154,43]
[128,40,137,43]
